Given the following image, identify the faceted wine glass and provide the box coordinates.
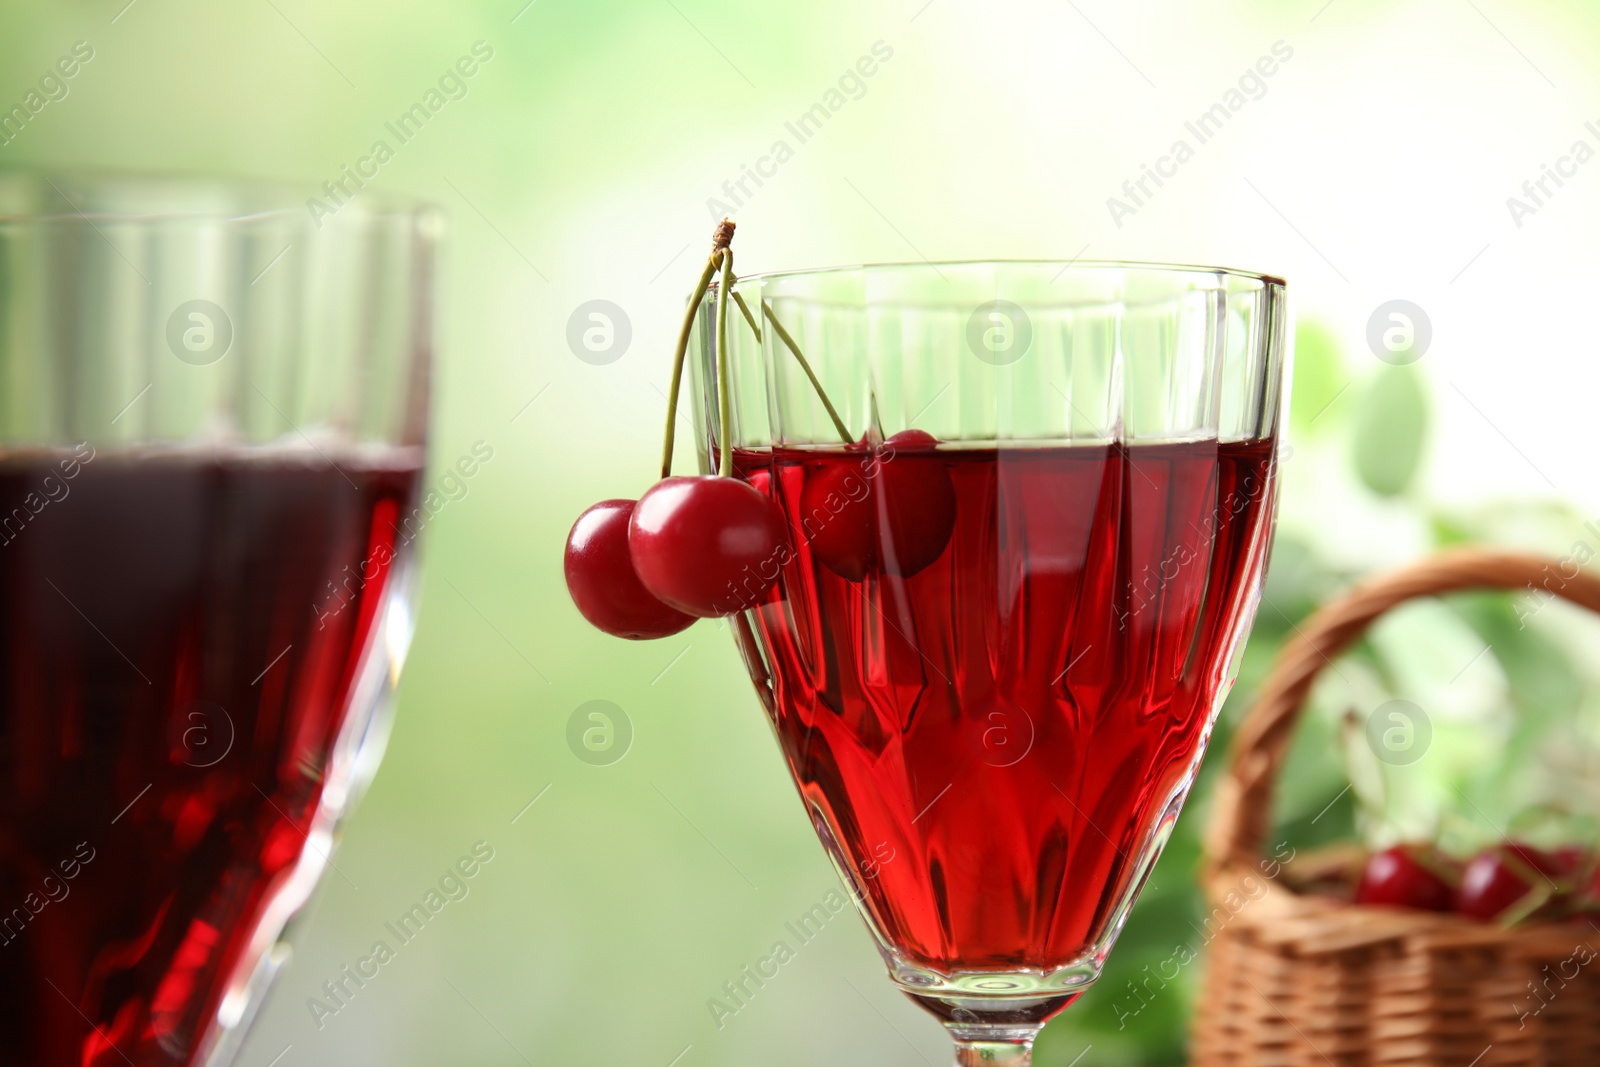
[0,173,436,1065]
[690,261,1287,1065]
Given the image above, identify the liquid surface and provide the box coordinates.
[0,446,421,1065]
[733,440,1276,973]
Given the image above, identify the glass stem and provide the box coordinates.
[950,1037,1035,1066]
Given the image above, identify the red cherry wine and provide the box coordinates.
[0,445,422,1065]
[731,439,1276,973]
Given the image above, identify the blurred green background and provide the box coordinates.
[7,1,1600,1063]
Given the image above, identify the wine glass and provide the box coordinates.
[690,261,1287,1065]
[0,173,436,1066]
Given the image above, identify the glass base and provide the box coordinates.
[890,964,1094,1067]
[900,984,1087,1067]
[905,986,1083,1030]
[950,1037,1037,1067]
[889,957,1101,998]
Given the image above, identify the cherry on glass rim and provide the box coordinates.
[565,499,695,640]
[630,475,789,618]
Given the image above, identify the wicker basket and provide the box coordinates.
[1192,548,1600,1067]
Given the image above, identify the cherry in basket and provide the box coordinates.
[1354,845,1458,912]
[1456,843,1569,923]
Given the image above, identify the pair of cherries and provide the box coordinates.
[565,478,785,640]
[564,427,960,641]
[1354,841,1595,923]
[566,220,782,640]
[563,219,958,642]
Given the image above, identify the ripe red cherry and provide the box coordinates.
[1523,843,1588,910]
[1354,846,1457,912]
[1577,851,1600,907]
[799,441,877,581]
[877,429,957,577]
[1458,846,1551,922]
[1548,845,1588,881]
[799,429,956,581]
[630,475,789,618]
[565,500,695,640]
[1506,843,1571,883]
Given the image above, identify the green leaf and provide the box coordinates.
[1289,320,1347,435]
[1353,367,1427,497]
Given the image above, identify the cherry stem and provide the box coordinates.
[731,291,763,343]
[762,297,852,445]
[660,252,721,480]
[715,247,734,477]
[659,220,854,482]
[727,290,852,445]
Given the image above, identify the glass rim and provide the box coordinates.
[731,433,1280,451]
[722,258,1287,289]
[0,168,441,227]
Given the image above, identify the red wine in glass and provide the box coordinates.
[0,448,422,1066]
[731,438,1276,998]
